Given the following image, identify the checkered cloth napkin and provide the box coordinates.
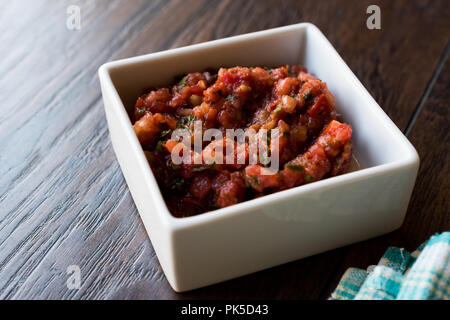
[330,232,450,300]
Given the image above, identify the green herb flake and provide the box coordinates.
[169,176,185,191]
[263,66,273,74]
[244,176,250,188]
[185,115,197,125]
[286,164,304,172]
[171,163,181,170]
[261,154,271,167]
[156,142,164,152]
[273,105,283,115]
[225,95,233,101]
[193,162,216,172]
[160,129,172,138]
[303,92,313,101]
[136,107,146,117]
[305,174,314,182]
[261,128,272,143]
[177,115,197,132]
[250,176,260,186]
[179,75,188,86]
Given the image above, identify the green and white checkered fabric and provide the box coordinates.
[330,232,450,300]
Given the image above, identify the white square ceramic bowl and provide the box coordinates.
[98,23,419,292]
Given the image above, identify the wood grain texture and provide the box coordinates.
[0,0,448,300]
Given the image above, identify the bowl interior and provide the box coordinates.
[106,24,410,173]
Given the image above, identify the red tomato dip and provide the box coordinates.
[132,65,353,217]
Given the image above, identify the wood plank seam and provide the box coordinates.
[404,42,449,136]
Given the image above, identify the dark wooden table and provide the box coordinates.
[0,0,448,300]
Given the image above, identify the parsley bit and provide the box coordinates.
[244,176,250,188]
[193,166,208,172]
[156,142,164,152]
[250,176,260,186]
[171,163,181,170]
[160,129,172,138]
[179,75,188,86]
[303,92,313,101]
[273,105,283,115]
[286,164,304,172]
